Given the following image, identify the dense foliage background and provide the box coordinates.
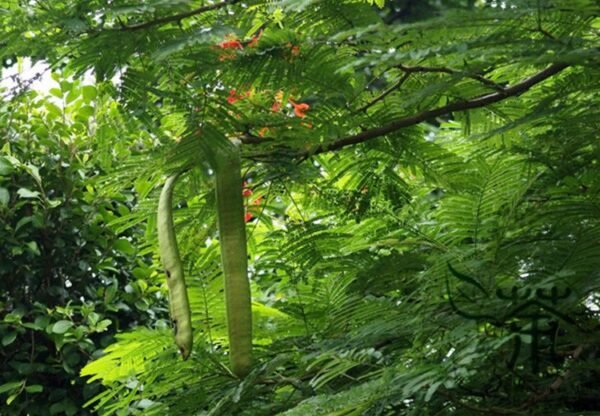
[0,80,167,414]
[1,0,599,415]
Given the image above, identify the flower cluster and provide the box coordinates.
[289,99,309,118]
[226,88,310,119]
[223,87,312,140]
[271,91,310,118]
[288,43,300,57]
[227,89,248,104]
[217,34,244,61]
[242,182,263,223]
[216,30,263,61]
[219,38,243,50]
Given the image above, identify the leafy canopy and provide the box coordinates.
[1,0,599,415]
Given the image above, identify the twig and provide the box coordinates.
[118,0,239,31]
[355,72,411,113]
[302,63,568,157]
[397,64,505,92]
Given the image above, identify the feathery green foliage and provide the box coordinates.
[1,0,599,414]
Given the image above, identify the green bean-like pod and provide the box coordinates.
[214,146,253,378]
[157,173,193,359]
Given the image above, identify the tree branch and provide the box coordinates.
[397,64,505,92]
[303,63,568,157]
[119,0,239,31]
[355,72,411,113]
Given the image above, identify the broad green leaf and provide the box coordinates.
[25,385,43,393]
[26,241,41,256]
[25,164,42,185]
[6,392,19,405]
[81,85,97,101]
[60,80,72,93]
[45,102,62,117]
[49,88,63,98]
[0,381,24,394]
[15,216,32,231]
[0,187,9,206]
[33,316,50,330]
[113,238,135,255]
[78,105,94,118]
[66,88,80,104]
[34,125,49,138]
[47,199,62,208]
[52,320,74,334]
[16,188,40,199]
[0,156,14,176]
[1,332,17,346]
[95,319,112,332]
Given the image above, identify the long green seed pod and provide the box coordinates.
[214,146,253,378]
[157,173,193,359]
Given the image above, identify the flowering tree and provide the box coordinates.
[1,0,599,414]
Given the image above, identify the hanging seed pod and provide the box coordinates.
[157,173,193,359]
[214,145,252,377]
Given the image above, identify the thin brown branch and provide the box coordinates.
[355,72,411,113]
[239,133,265,145]
[397,64,506,92]
[355,64,502,115]
[119,0,239,31]
[302,63,568,157]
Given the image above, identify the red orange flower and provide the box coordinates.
[271,101,282,112]
[217,34,244,60]
[248,30,263,48]
[227,89,242,104]
[289,99,310,118]
[219,38,243,50]
[286,42,301,57]
[242,181,253,197]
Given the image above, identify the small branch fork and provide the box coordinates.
[301,63,568,157]
[355,72,411,113]
[118,0,239,31]
[354,64,503,114]
[396,64,506,92]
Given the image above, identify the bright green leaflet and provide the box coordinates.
[214,143,253,378]
[157,173,193,359]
